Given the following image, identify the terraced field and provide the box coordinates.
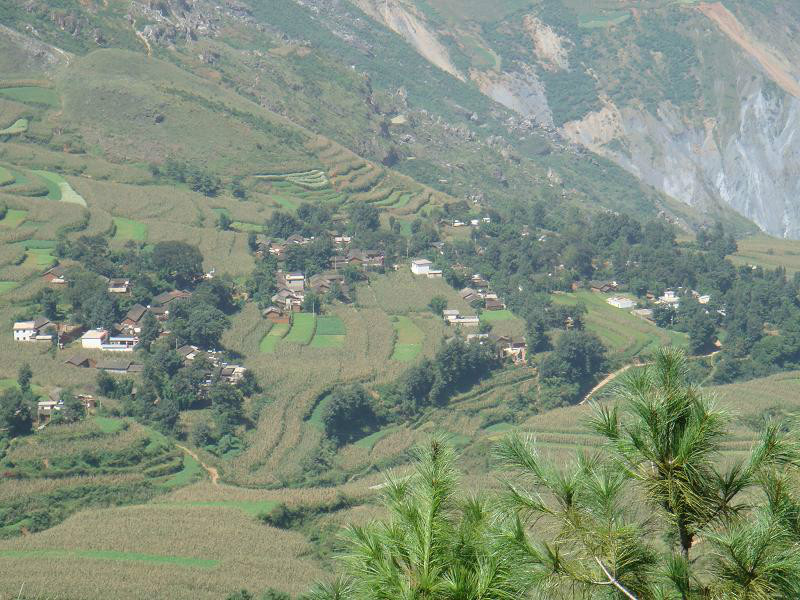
[0,86,59,107]
[259,323,289,354]
[112,217,148,241]
[729,234,800,275]
[0,209,27,228]
[309,315,346,348]
[0,118,28,135]
[390,315,424,361]
[32,171,87,206]
[552,291,688,359]
[283,313,316,345]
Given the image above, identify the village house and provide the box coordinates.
[81,329,108,349]
[263,306,290,324]
[484,298,506,311]
[96,359,139,375]
[442,310,480,327]
[80,330,137,351]
[37,391,96,421]
[308,272,351,299]
[42,265,68,285]
[632,308,655,321]
[120,304,147,334]
[107,278,131,294]
[590,280,617,294]
[657,290,680,306]
[410,258,433,275]
[219,365,247,384]
[331,233,352,246]
[177,344,203,363]
[426,268,443,279]
[607,296,637,310]
[13,318,52,342]
[285,272,305,293]
[460,287,481,305]
[271,288,303,312]
[491,335,528,365]
[151,289,192,307]
[285,233,312,246]
[64,355,96,369]
[470,274,490,289]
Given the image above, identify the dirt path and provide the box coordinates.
[176,444,220,486]
[698,2,800,100]
[580,364,636,405]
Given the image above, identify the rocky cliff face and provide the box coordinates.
[563,80,800,238]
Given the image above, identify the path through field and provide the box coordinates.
[698,2,800,100]
[580,364,635,404]
[176,444,219,486]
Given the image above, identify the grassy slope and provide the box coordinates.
[552,290,688,359]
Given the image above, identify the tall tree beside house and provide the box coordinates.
[0,388,33,438]
[56,391,85,424]
[137,312,160,350]
[17,363,32,395]
[428,295,447,316]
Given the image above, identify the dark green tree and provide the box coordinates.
[151,241,204,287]
[0,388,33,437]
[428,295,447,316]
[322,384,376,446]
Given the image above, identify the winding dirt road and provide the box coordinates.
[176,444,220,486]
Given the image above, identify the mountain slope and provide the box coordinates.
[345,0,800,238]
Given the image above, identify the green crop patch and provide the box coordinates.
[353,426,399,450]
[314,316,345,336]
[0,118,28,135]
[306,395,332,428]
[0,549,218,569]
[480,309,515,322]
[160,454,203,489]
[113,217,148,241]
[231,221,264,233]
[0,166,15,186]
[25,248,55,267]
[391,316,423,361]
[0,209,26,227]
[0,281,19,294]
[284,313,316,345]
[33,171,87,206]
[260,323,290,353]
[158,500,279,516]
[391,343,421,361]
[94,416,125,434]
[0,87,59,107]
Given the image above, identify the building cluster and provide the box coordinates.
[464,333,528,365]
[459,274,506,312]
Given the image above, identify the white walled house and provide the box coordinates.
[607,296,637,310]
[13,318,52,342]
[411,258,433,275]
[81,329,109,349]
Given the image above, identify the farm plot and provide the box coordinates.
[552,291,687,359]
[0,208,26,227]
[309,315,346,348]
[32,171,87,206]
[0,281,19,294]
[390,315,424,361]
[256,169,330,190]
[0,86,59,107]
[283,313,316,345]
[0,118,27,135]
[0,502,325,600]
[0,166,14,186]
[112,217,148,241]
[729,233,800,275]
[259,323,289,354]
